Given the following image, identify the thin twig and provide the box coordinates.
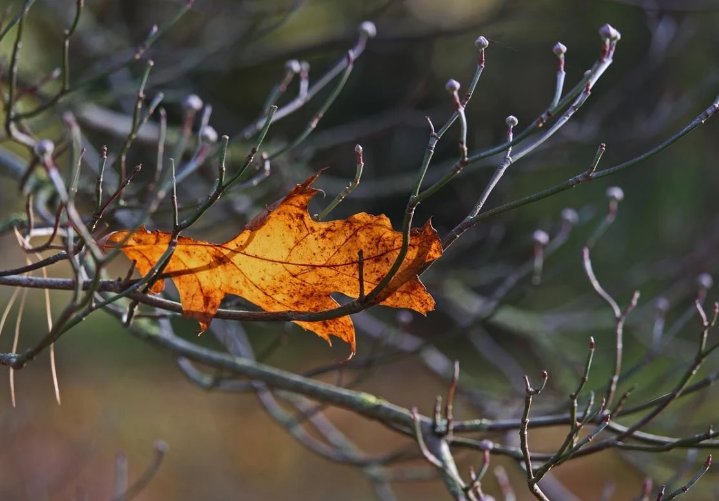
[520,372,550,501]
[111,441,169,501]
[661,454,711,500]
[316,144,364,220]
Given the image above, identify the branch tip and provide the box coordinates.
[474,35,489,50]
[552,42,567,56]
[358,21,377,39]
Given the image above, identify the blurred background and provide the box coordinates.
[1,0,719,499]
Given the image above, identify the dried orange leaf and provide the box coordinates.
[104,174,442,353]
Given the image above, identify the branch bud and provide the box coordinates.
[285,59,302,74]
[533,229,549,246]
[33,139,55,158]
[479,439,493,450]
[182,94,203,112]
[474,35,489,50]
[200,125,218,143]
[359,21,377,39]
[606,186,624,202]
[154,440,170,453]
[396,310,413,327]
[561,207,579,226]
[599,23,621,41]
[697,273,713,291]
[655,296,670,313]
[552,42,567,56]
[445,79,460,93]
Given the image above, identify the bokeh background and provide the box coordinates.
[1,0,719,499]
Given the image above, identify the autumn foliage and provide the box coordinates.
[104,174,443,353]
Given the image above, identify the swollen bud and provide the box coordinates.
[154,440,170,453]
[552,42,567,56]
[533,229,549,246]
[285,59,302,74]
[33,139,55,158]
[599,23,621,41]
[505,115,519,128]
[655,297,670,313]
[182,94,203,112]
[359,21,377,39]
[561,208,579,226]
[445,79,460,93]
[697,273,714,291]
[396,310,413,326]
[200,125,218,143]
[474,35,489,50]
[606,186,624,202]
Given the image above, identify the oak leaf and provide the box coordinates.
[104,174,442,353]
